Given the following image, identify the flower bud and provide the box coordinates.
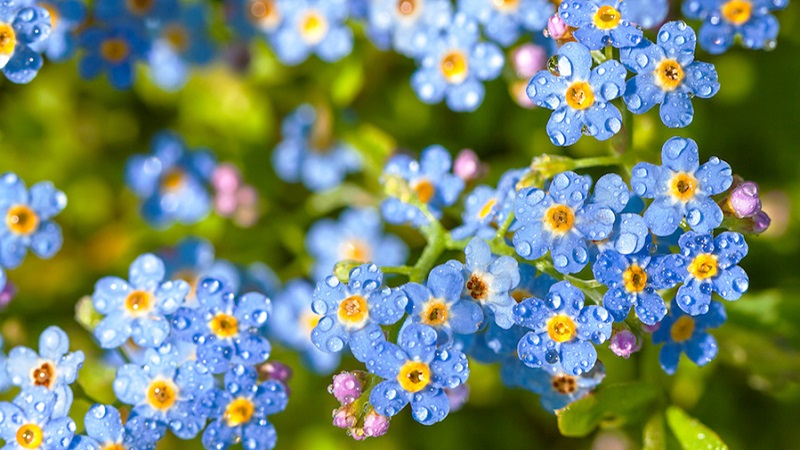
[363,410,390,437]
[332,406,356,429]
[512,44,547,79]
[728,181,761,218]
[546,15,569,40]
[445,383,470,412]
[257,361,293,383]
[330,371,364,405]
[608,329,640,358]
[751,210,771,234]
[453,149,484,181]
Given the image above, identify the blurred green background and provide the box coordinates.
[1,3,800,449]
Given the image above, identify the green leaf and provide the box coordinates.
[666,406,728,450]
[643,412,666,450]
[331,60,364,107]
[557,382,659,437]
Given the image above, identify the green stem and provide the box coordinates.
[380,265,414,276]
[573,154,623,170]
[604,45,614,62]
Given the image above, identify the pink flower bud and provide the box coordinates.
[332,407,356,429]
[609,329,640,358]
[363,410,390,437]
[453,149,483,181]
[330,371,363,405]
[547,15,569,40]
[512,44,547,79]
[212,163,241,193]
[729,181,761,218]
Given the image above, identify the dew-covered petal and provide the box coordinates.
[657,20,697,67]
[94,312,133,349]
[695,157,733,196]
[714,232,748,269]
[684,331,717,367]
[658,342,681,375]
[560,340,598,375]
[630,162,667,199]
[112,364,149,405]
[576,305,613,343]
[409,386,450,426]
[601,287,635,322]
[644,196,682,237]
[369,380,409,418]
[550,232,589,274]
[633,290,668,326]
[129,254,166,292]
[546,106,584,147]
[676,278,712,316]
[660,91,695,128]
[623,73,665,114]
[712,265,749,301]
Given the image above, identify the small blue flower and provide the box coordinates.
[514,281,613,375]
[410,12,504,111]
[0,387,75,450]
[310,264,408,360]
[270,279,340,374]
[588,174,650,256]
[449,238,520,329]
[170,277,272,374]
[458,0,553,47]
[511,263,557,303]
[224,0,288,41]
[68,404,166,450]
[621,21,720,128]
[653,300,726,374]
[526,42,626,146]
[558,0,643,49]
[30,1,86,62]
[195,364,288,450]
[683,0,787,54]
[7,326,84,418]
[451,185,503,240]
[159,237,232,292]
[366,0,452,57]
[91,253,190,349]
[78,25,150,89]
[113,344,213,439]
[271,0,353,65]
[631,136,733,236]
[381,145,464,227]
[0,4,51,84]
[621,0,669,29]
[464,322,525,364]
[506,359,606,411]
[512,171,616,274]
[94,0,180,27]
[366,323,469,425]
[0,173,66,269]
[306,207,408,281]
[125,131,216,227]
[271,104,361,192]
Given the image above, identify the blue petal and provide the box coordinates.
[676,278,712,316]
[129,254,166,292]
[548,172,590,210]
[695,300,727,329]
[28,182,66,220]
[633,290,667,325]
[427,264,464,303]
[573,25,608,51]
[311,276,346,316]
[30,221,63,259]
[445,78,485,112]
[38,326,69,359]
[409,386,450,425]
[42,416,75,449]
[584,102,623,141]
[201,419,235,450]
[130,315,171,348]
[644,196,683,237]
[620,0,667,29]
[551,232,589,274]
[546,106,584,146]
[411,67,447,104]
[526,70,568,110]
[592,174,630,213]
[620,40,664,74]
[3,44,43,84]
[576,305,613,343]
[12,7,51,45]
[234,334,271,366]
[714,232,748,269]
[430,346,469,388]
[154,280,189,314]
[513,187,551,224]
[685,196,723,234]
[370,288,409,326]
[554,42,593,80]
[94,312,133,349]
[739,14,779,50]
[614,213,650,255]
[348,263,383,296]
[592,250,627,287]
[659,342,681,374]
[608,21,644,48]
[684,61,719,99]
[697,20,734,55]
[660,91,695,128]
[696,157,732,196]
[649,254,687,289]
[369,380,408,418]
[255,380,289,415]
[558,0,595,27]
[310,316,348,354]
[465,237,492,272]
[602,287,635,322]
[560,340,598,375]
[575,204,615,241]
[242,419,277,450]
[112,364,149,405]
[630,162,668,198]
[197,340,235,374]
[349,323,385,362]
[547,280,585,317]
[514,297,552,330]
[0,402,24,441]
[398,323,437,363]
[365,340,406,379]
[235,292,271,328]
[470,42,503,81]
[316,25,352,63]
[684,331,717,367]
[7,346,38,386]
[657,21,696,67]
[624,73,665,114]
[84,404,124,444]
[448,300,484,334]
[712,265,749,301]
[517,331,548,368]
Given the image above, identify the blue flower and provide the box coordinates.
[404,263,484,343]
[170,277,272,374]
[195,364,288,450]
[511,263,557,303]
[270,279,340,374]
[311,264,408,360]
[78,25,150,89]
[514,281,613,375]
[94,0,179,27]
[6,326,84,418]
[631,137,733,236]
[621,21,720,128]
[653,300,726,374]
[306,207,408,281]
[68,404,166,450]
[463,322,525,363]
[588,174,650,256]
[366,323,469,425]
[458,0,553,47]
[410,12,504,111]
[0,335,10,393]
[0,387,75,450]
[271,104,361,192]
[683,0,787,54]
[512,171,616,274]
[113,344,214,439]
[621,0,669,29]
[506,359,606,411]
[526,42,626,146]
[0,173,66,269]
[30,1,86,62]
[451,185,503,240]
[449,238,520,329]
[91,253,190,349]
[381,145,464,227]
[224,0,288,41]
[558,0,643,49]
[0,4,51,83]
[366,0,452,57]
[271,0,353,65]
[125,131,216,227]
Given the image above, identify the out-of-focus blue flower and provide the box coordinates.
[511,263,557,303]
[513,171,616,274]
[91,253,190,349]
[588,175,650,257]
[6,326,84,418]
[69,404,166,450]
[621,21,719,128]
[271,0,352,65]
[631,137,732,236]
[514,281,613,375]
[0,335,9,393]
[0,387,75,450]
[0,173,66,269]
[159,237,236,298]
[30,0,85,62]
[506,359,606,411]
[170,277,272,374]
[366,323,469,425]
[683,0,787,54]
[653,300,726,374]
[94,0,179,28]
[622,0,668,29]
[195,364,288,450]
[0,4,51,83]
[311,264,408,360]
[224,0,288,41]
[558,0,642,49]
[270,279,340,374]
[125,131,216,227]
[451,185,503,240]
[306,207,408,281]
[381,145,464,227]
[113,344,213,439]
[410,12,504,112]
[526,42,626,146]
[78,25,150,89]
[463,322,525,364]
[458,0,553,47]
[271,104,361,192]
[366,0,452,56]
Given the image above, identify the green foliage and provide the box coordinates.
[557,383,659,437]
[666,406,728,450]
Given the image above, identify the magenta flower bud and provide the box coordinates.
[445,384,470,412]
[257,361,293,384]
[729,181,761,218]
[215,192,238,215]
[0,281,16,311]
[212,163,241,193]
[363,410,390,437]
[512,44,547,78]
[454,149,482,181]
[330,371,363,405]
[349,429,367,441]
[332,407,356,429]
[752,210,771,234]
[547,14,569,40]
[609,330,640,358]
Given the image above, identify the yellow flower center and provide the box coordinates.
[161,169,185,192]
[31,361,56,389]
[721,0,752,25]
[164,25,189,52]
[299,10,328,45]
[670,315,695,342]
[339,240,372,263]
[124,290,154,317]
[16,424,43,449]
[0,23,15,56]
[551,374,578,394]
[622,265,648,293]
[466,274,488,301]
[491,0,520,12]
[209,313,239,339]
[248,0,281,29]
[397,361,431,393]
[147,380,178,411]
[440,50,469,84]
[688,253,719,280]
[412,179,436,203]
[478,199,497,220]
[396,0,419,16]
[101,38,130,63]
[654,59,684,91]
[593,5,621,30]
[565,81,595,110]
[543,204,575,235]
[669,172,697,202]
[224,397,255,427]
[338,295,369,326]
[6,205,39,235]
[547,314,576,343]
[420,299,449,327]
[126,0,154,15]
[101,444,126,450]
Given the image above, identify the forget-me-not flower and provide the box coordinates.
[682,0,788,54]
[653,300,726,374]
[558,0,643,49]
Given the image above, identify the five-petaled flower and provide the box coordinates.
[653,300,727,374]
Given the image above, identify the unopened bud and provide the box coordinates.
[608,329,640,358]
[363,410,390,437]
[546,15,569,40]
[728,181,761,218]
[512,44,547,79]
[333,406,356,429]
[445,384,470,412]
[330,371,364,405]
